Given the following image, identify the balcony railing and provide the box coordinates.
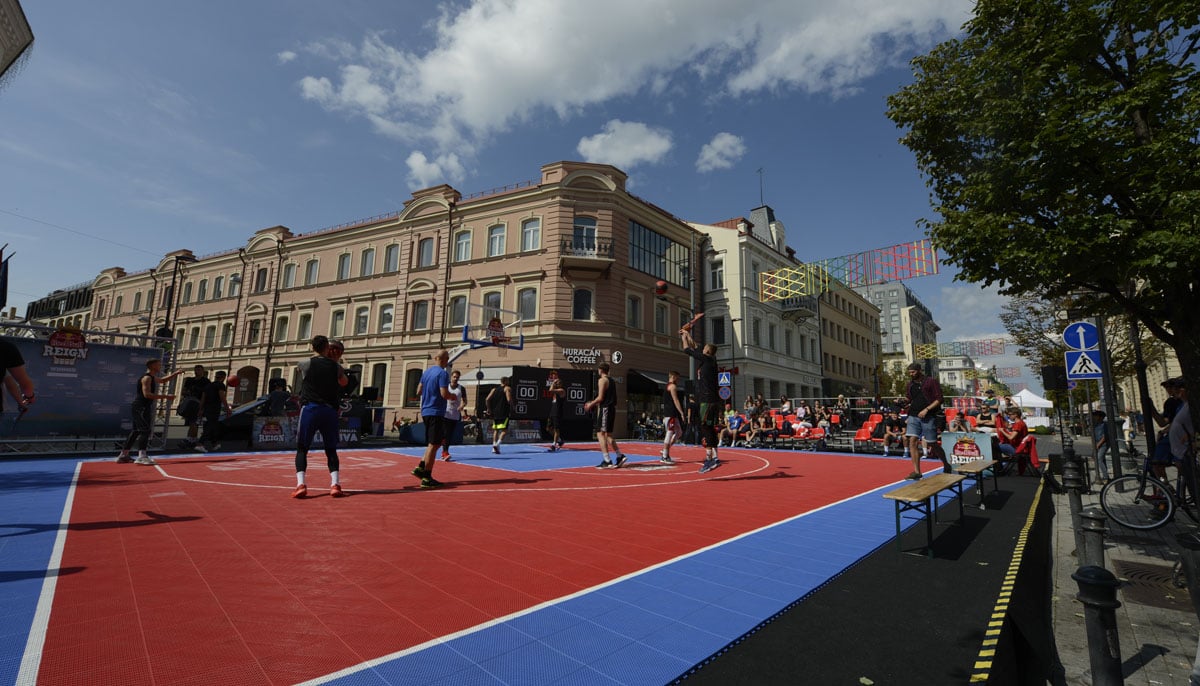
[560,239,615,259]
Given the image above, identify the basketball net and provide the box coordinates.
[487,317,509,357]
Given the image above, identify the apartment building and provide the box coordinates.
[819,287,880,398]
[87,161,704,436]
[691,206,824,405]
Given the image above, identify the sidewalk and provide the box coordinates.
[1051,445,1200,684]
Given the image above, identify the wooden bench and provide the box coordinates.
[882,473,968,557]
[955,459,999,508]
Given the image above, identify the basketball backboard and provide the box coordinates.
[462,303,525,351]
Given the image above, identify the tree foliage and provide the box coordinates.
[888,0,1200,383]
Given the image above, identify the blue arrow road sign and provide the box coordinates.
[1065,350,1104,380]
[718,372,732,387]
[1062,321,1099,351]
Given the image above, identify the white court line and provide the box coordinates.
[153,449,776,493]
[295,476,896,685]
[16,461,82,686]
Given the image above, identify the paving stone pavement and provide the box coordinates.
[1051,440,1200,685]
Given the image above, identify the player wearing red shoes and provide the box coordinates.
[441,369,467,461]
[291,336,349,498]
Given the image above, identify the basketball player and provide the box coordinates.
[583,362,626,468]
[441,369,467,461]
[661,370,685,464]
[681,327,721,473]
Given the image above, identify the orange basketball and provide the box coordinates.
[226,375,239,388]
[654,280,668,295]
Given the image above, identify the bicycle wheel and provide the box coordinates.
[1101,474,1175,530]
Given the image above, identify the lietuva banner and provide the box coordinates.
[3,334,156,437]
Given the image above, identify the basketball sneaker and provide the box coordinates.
[330,484,345,498]
[291,485,307,499]
[614,454,628,468]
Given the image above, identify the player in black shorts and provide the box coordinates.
[681,328,721,473]
[584,362,626,468]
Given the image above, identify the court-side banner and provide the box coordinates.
[3,334,157,437]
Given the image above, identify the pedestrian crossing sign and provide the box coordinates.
[1065,350,1104,380]
[718,372,732,387]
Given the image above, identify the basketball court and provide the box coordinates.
[0,440,972,685]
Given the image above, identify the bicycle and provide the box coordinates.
[1100,447,1200,530]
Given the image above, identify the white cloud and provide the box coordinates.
[696,132,746,172]
[576,120,672,169]
[406,151,466,189]
[296,1,968,157]
[277,50,297,64]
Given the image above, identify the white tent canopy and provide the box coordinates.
[1014,388,1053,409]
[1013,388,1054,427]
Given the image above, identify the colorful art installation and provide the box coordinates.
[758,239,939,299]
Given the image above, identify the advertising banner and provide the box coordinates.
[252,415,361,450]
[3,333,158,437]
[941,431,1001,465]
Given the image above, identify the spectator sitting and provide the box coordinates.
[997,407,1029,461]
[779,395,793,414]
[720,413,745,447]
[948,413,971,432]
[882,410,906,457]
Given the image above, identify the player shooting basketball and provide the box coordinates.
[680,318,720,473]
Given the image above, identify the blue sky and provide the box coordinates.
[0,0,1038,391]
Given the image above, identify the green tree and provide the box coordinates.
[888,1,1200,389]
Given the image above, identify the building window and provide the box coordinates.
[711,316,726,345]
[220,323,233,347]
[572,289,592,320]
[769,324,777,350]
[521,218,540,252]
[182,282,193,304]
[517,287,537,321]
[654,303,668,334]
[784,330,793,356]
[228,275,241,298]
[626,295,642,329]
[454,231,471,262]
[412,238,431,268]
[247,320,262,345]
[371,363,388,400]
[487,225,505,257]
[354,306,369,334]
[188,327,200,350]
[483,291,502,323]
[379,304,394,333]
[412,301,430,330]
[297,313,312,340]
[384,245,399,273]
[752,318,762,346]
[274,316,289,342]
[212,277,223,299]
[331,310,345,337]
[132,292,142,312]
[629,220,688,286]
[449,296,467,327]
[282,263,297,288]
[337,254,351,280]
[361,248,375,277]
[573,216,597,251]
[204,325,216,348]
[254,267,269,293]
[304,259,319,285]
[404,368,422,408]
[709,260,724,291]
[113,295,122,314]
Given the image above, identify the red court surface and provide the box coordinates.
[33,445,915,685]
